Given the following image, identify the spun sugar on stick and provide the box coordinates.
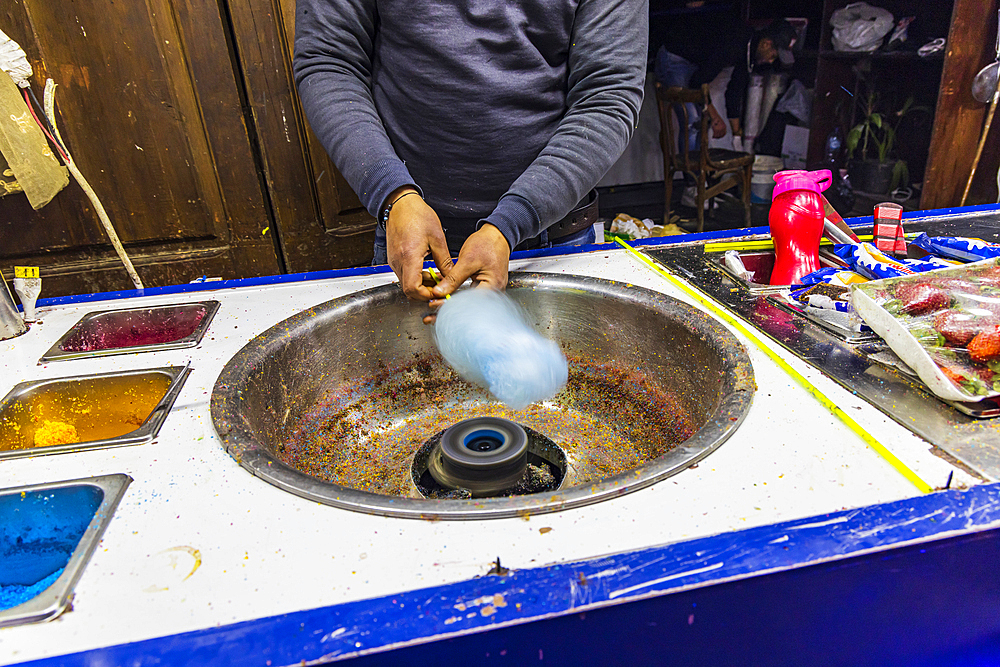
[433,289,568,410]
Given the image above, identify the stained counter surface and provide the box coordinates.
[0,246,982,665]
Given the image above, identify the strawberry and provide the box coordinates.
[938,365,965,387]
[934,310,999,347]
[934,310,979,346]
[977,274,1000,289]
[976,364,998,382]
[968,325,1000,363]
[895,282,950,315]
[938,277,981,294]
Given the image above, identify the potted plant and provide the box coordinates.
[845,92,926,195]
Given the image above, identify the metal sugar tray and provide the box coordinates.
[0,474,131,628]
[40,301,219,363]
[0,365,191,460]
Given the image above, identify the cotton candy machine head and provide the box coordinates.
[211,273,755,520]
[426,417,529,496]
[412,416,567,499]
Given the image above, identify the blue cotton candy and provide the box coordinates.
[434,289,568,410]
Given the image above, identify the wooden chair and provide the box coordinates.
[654,82,754,232]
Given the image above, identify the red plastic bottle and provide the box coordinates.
[768,169,832,285]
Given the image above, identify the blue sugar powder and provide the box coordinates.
[0,568,64,611]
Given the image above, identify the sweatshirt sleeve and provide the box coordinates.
[293,0,414,218]
[482,0,648,248]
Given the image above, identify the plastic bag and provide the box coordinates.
[609,213,656,239]
[851,258,1000,402]
[830,2,894,52]
[0,28,31,87]
[910,233,1000,263]
[775,79,812,124]
[434,289,568,410]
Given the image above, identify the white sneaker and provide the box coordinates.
[681,186,696,208]
[680,186,710,210]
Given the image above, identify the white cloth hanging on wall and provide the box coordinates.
[598,73,665,186]
[0,28,31,87]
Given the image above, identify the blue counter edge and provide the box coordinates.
[34,201,998,311]
[18,482,1000,666]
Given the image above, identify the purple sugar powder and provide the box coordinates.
[61,305,207,352]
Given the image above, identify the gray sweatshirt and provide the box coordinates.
[294,0,647,249]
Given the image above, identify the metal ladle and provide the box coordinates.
[973,12,1000,104]
[961,10,1000,205]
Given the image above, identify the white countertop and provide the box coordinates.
[0,247,977,664]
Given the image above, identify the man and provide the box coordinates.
[294,0,647,302]
[653,12,797,144]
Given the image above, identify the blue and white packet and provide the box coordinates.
[909,233,1000,263]
[804,294,854,314]
[434,289,568,410]
[833,242,954,280]
[795,266,869,288]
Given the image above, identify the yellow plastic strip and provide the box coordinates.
[427,267,450,299]
[703,234,877,253]
[614,237,933,494]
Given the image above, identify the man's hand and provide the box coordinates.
[729,118,744,151]
[431,223,510,298]
[385,188,454,301]
[706,103,727,139]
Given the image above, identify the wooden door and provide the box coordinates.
[225,0,376,274]
[0,0,289,297]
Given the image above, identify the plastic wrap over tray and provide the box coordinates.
[850,257,1000,402]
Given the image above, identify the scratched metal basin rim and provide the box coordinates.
[210,272,755,520]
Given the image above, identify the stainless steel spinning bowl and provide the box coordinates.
[210,272,755,520]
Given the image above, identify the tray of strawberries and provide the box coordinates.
[850,257,1000,402]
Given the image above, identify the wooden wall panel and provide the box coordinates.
[4,0,221,250]
[922,0,997,209]
[0,0,282,296]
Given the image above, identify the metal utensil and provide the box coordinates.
[973,11,1000,104]
[823,219,858,245]
[0,272,26,340]
[960,93,999,205]
[821,194,860,243]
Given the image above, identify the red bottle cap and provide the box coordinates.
[771,169,832,199]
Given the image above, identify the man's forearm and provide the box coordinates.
[293,0,413,219]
